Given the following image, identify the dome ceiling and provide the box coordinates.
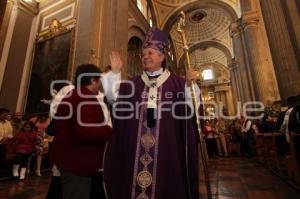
[170,8,231,43]
[156,0,239,7]
[169,7,232,66]
[157,0,193,6]
[153,0,240,27]
[190,47,227,67]
[151,0,237,67]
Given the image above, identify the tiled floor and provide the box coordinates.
[0,158,299,199]
[0,173,51,199]
[200,157,300,199]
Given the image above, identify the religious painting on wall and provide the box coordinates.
[25,29,73,114]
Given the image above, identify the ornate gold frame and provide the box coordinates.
[34,18,76,80]
[22,1,77,113]
[38,0,75,29]
[37,18,68,40]
[24,18,75,113]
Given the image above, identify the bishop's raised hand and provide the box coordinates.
[110,50,122,74]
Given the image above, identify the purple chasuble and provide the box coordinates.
[104,73,199,199]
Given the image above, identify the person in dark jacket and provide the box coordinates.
[259,114,277,133]
[51,64,113,199]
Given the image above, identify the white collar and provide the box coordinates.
[141,69,170,109]
[145,68,163,77]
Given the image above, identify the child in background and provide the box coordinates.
[30,113,50,176]
[12,121,38,180]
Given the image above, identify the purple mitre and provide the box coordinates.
[142,27,169,53]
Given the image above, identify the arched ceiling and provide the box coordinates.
[156,0,193,6]
[154,0,239,9]
[170,7,231,44]
[150,0,239,69]
[190,47,227,66]
[152,0,240,28]
[171,8,233,67]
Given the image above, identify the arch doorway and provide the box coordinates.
[128,36,143,78]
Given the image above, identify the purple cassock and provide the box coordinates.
[103,73,199,199]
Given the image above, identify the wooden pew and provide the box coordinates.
[273,134,290,176]
[288,132,300,185]
[255,133,266,163]
[226,132,241,156]
[254,133,275,166]
[255,131,300,188]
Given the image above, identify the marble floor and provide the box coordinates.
[200,157,300,199]
[0,157,299,199]
[0,172,50,199]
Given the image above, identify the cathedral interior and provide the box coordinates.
[0,0,300,198]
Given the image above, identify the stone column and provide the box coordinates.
[0,0,37,111]
[228,59,242,104]
[214,84,235,116]
[241,10,280,105]
[74,0,128,76]
[241,12,279,105]
[214,90,222,106]
[0,0,14,89]
[73,0,95,66]
[240,0,253,13]
[259,0,300,100]
[0,0,13,57]
[214,89,223,116]
[280,0,300,67]
[230,22,255,103]
[225,87,235,115]
[99,0,128,77]
[0,0,6,28]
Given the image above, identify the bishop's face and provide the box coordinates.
[142,48,165,72]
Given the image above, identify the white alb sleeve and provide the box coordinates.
[101,71,121,104]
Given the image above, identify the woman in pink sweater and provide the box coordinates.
[12,121,38,180]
